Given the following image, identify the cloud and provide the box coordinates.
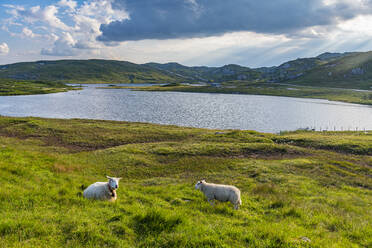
[41,32,77,56]
[6,4,71,31]
[97,0,372,42]
[70,0,128,49]
[22,27,35,38]
[2,0,372,66]
[58,0,77,10]
[0,43,9,55]
[3,0,127,56]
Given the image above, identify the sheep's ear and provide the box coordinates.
[106,176,112,179]
[117,177,122,180]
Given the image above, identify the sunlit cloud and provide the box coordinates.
[0,42,9,55]
[3,0,127,57]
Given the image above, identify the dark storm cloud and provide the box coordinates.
[97,0,371,42]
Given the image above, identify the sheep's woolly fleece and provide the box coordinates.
[83,176,121,202]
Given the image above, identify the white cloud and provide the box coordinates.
[58,0,77,10]
[0,43,9,55]
[41,32,77,56]
[3,0,128,56]
[43,5,71,30]
[22,27,35,38]
[4,4,71,31]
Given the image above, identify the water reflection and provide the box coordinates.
[1,84,371,133]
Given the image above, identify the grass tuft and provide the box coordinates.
[132,210,183,236]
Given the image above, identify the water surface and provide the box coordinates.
[0,84,371,133]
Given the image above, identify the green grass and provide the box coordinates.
[2,51,372,88]
[0,79,79,95]
[0,116,371,247]
[0,60,183,84]
[291,52,372,89]
[120,83,372,105]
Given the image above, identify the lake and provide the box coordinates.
[1,84,372,133]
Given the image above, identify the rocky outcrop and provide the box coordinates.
[351,67,365,75]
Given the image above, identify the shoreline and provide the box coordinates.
[0,79,81,96]
[102,84,372,106]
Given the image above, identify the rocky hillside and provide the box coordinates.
[290,51,372,89]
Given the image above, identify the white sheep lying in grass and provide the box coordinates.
[83,176,121,202]
[195,180,242,210]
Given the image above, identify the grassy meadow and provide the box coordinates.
[0,117,371,247]
[0,79,78,96]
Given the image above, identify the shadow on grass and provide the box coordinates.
[132,209,183,237]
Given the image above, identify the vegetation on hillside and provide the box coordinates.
[0,79,78,95]
[146,62,262,83]
[290,51,372,89]
[1,51,372,90]
[0,60,183,84]
[145,51,372,89]
[0,116,371,247]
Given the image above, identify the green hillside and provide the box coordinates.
[145,62,212,81]
[146,63,261,82]
[146,51,372,89]
[0,60,183,84]
[1,51,372,89]
[291,52,372,89]
[0,116,371,247]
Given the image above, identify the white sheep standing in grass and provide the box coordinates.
[195,180,242,210]
[83,176,121,202]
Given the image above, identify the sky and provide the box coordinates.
[1,0,372,67]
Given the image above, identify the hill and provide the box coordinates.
[145,62,261,83]
[145,52,365,86]
[290,51,372,89]
[146,52,372,89]
[0,116,371,247]
[144,62,212,81]
[141,52,372,89]
[0,60,184,84]
[1,51,372,89]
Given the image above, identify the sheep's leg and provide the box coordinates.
[208,199,215,206]
[234,204,239,210]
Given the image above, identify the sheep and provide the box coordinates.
[83,176,122,202]
[195,180,242,210]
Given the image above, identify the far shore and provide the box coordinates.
[96,83,372,106]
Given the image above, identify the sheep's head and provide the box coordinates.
[107,176,121,190]
[195,179,206,190]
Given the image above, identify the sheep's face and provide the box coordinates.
[195,180,205,190]
[107,176,121,190]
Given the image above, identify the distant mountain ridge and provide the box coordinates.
[1,51,372,89]
[316,52,356,61]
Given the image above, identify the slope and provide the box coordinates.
[0,59,184,84]
[290,51,372,89]
[0,116,371,247]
